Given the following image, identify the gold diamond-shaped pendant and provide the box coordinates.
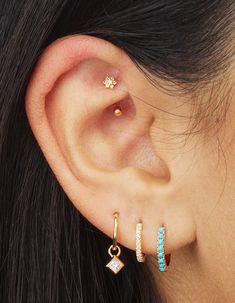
[106,255,125,274]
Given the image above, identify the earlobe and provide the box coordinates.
[25,34,196,259]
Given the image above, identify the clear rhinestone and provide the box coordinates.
[106,256,125,274]
[103,76,117,89]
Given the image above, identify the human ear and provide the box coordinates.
[25,34,196,256]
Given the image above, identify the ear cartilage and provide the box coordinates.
[136,223,146,263]
[106,213,125,274]
[103,76,117,89]
[157,226,171,272]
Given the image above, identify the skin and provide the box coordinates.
[25,35,235,302]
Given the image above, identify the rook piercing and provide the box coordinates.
[106,213,125,274]
[103,76,117,89]
[136,223,146,263]
[157,225,171,272]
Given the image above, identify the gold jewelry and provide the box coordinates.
[136,223,146,262]
[113,106,122,116]
[106,213,125,274]
[103,76,117,89]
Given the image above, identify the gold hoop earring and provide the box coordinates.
[106,213,125,274]
[136,222,146,263]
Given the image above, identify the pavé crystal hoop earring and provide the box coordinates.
[106,212,125,274]
[157,225,171,272]
[136,223,146,263]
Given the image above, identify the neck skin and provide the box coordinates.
[148,244,233,303]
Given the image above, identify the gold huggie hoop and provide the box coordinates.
[136,223,146,263]
[106,212,125,274]
[112,212,118,249]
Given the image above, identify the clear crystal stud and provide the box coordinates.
[103,76,117,89]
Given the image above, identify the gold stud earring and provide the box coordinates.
[103,76,117,89]
[113,106,122,117]
[106,213,125,274]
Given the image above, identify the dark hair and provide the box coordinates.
[0,1,234,302]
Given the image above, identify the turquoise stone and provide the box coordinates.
[157,227,166,272]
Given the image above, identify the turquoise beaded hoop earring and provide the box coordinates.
[157,225,171,272]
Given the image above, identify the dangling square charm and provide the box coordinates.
[106,255,125,274]
[106,213,125,274]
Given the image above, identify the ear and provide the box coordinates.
[25,34,196,255]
